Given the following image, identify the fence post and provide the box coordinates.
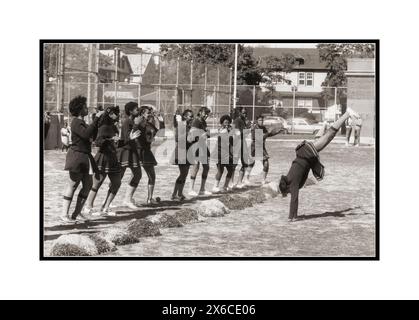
[228,67,232,116]
[158,55,162,112]
[252,85,256,122]
[216,66,220,118]
[175,57,179,111]
[204,65,207,108]
[138,82,141,107]
[190,60,193,109]
[102,83,105,108]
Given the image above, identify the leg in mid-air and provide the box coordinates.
[313,108,359,152]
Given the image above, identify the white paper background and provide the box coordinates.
[0,0,417,300]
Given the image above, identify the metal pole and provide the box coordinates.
[102,83,105,108]
[114,47,119,107]
[175,57,179,110]
[158,55,162,112]
[292,86,296,135]
[335,87,338,121]
[204,65,207,107]
[190,60,193,109]
[228,67,232,116]
[93,43,100,111]
[233,43,238,111]
[252,85,256,122]
[87,43,93,116]
[138,53,143,106]
[216,66,220,118]
[213,85,217,122]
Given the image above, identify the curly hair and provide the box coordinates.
[124,101,138,116]
[219,114,232,125]
[98,106,120,127]
[69,95,87,117]
[182,109,193,120]
[139,105,151,116]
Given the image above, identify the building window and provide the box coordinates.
[298,72,305,85]
[297,99,306,108]
[297,99,313,109]
[306,72,313,86]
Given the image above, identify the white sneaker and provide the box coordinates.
[91,211,102,217]
[188,190,199,197]
[212,186,221,193]
[199,190,213,196]
[81,207,93,215]
[124,201,139,210]
[102,208,116,216]
[235,183,245,189]
[243,179,251,186]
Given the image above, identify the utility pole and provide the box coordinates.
[93,43,100,112]
[233,44,238,111]
[56,43,65,113]
[114,47,119,107]
[87,43,93,117]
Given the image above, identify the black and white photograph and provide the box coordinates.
[41,41,378,259]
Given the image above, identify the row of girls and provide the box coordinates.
[62,95,281,223]
[62,96,163,222]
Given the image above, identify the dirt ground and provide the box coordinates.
[43,139,376,257]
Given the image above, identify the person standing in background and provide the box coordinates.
[61,121,71,152]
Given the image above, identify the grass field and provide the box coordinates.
[43,138,376,257]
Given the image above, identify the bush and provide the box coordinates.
[127,219,162,238]
[50,234,98,256]
[100,227,140,246]
[147,213,183,228]
[174,209,200,224]
[195,199,230,217]
[218,194,253,210]
[87,233,117,254]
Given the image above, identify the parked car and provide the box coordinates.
[286,118,324,135]
[262,116,289,134]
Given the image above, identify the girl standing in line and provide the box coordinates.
[117,102,143,209]
[246,115,282,184]
[137,106,165,205]
[84,106,140,216]
[61,96,103,223]
[212,115,239,193]
[171,109,194,201]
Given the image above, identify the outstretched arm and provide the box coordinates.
[289,180,300,220]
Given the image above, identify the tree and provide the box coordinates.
[318,43,375,87]
[159,44,262,85]
[318,43,375,131]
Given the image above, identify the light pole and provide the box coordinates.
[114,47,119,107]
[291,85,297,135]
